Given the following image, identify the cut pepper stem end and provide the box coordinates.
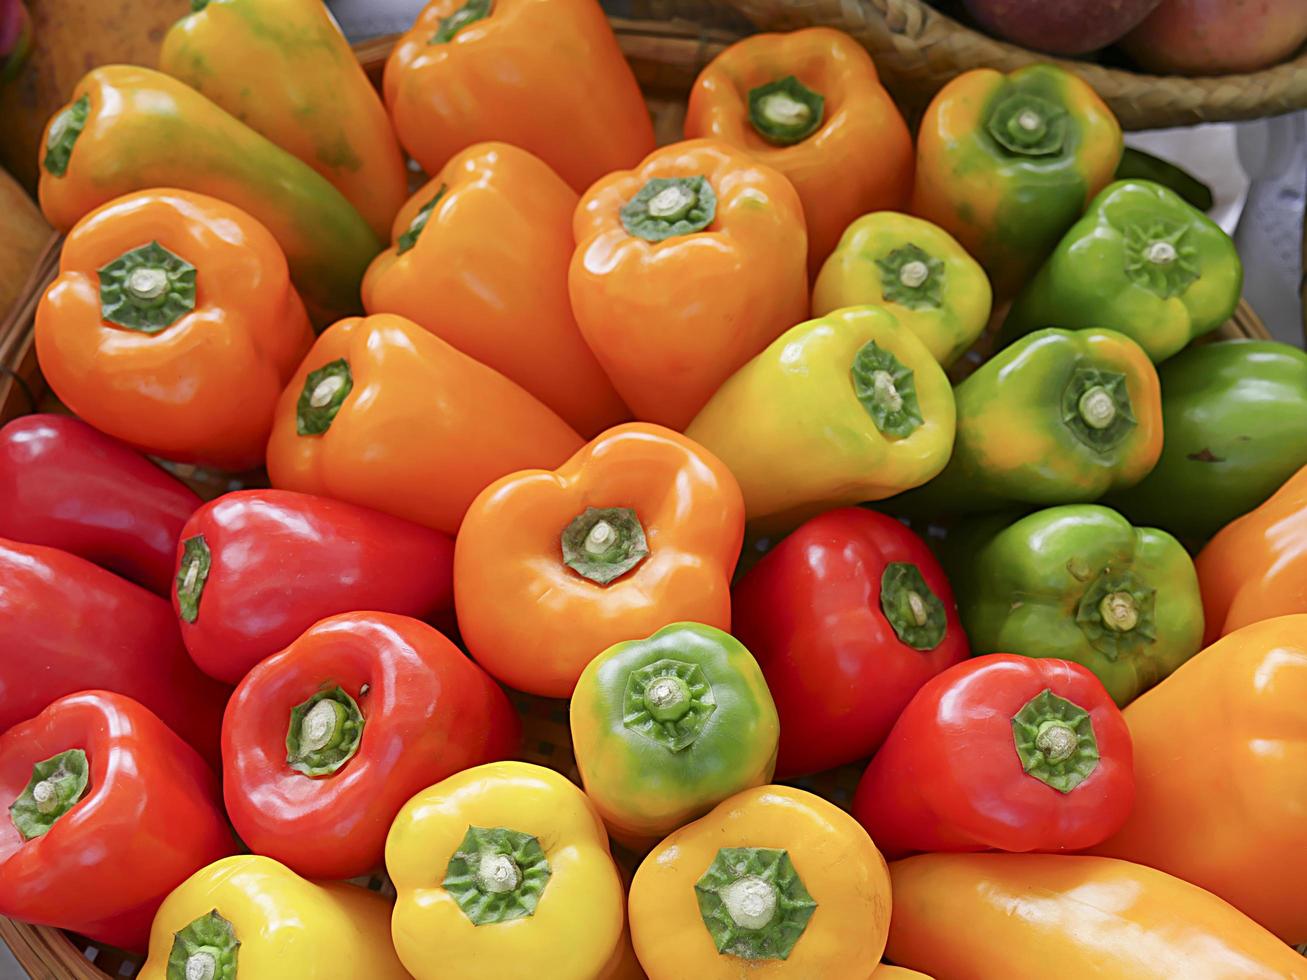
[1034,722,1078,764]
[285,686,364,777]
[747,75,824,145]
[619,176,717,242]
[126,267,169,302]
[720,876,778,931]
[872,370,903,413]
[31,780,58,814]
[643,675,692,723]
[758,92,811,128]
[184,951,217,980]
[309,375,347,409]
[1099,591,1139,632]
[583,520,617,555]
[898,260,930,288]
[476,852,522,894]
[1077,387,1117,429]
[1016,109,1042,132]
[561,506,649,585]
[646,185,695,220]
[905,591,928,627]
[1145,240,1178,265]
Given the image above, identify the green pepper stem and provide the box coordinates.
[620,176,717,242]
[898,260,930,288]
[476,852,523,894]
[1145,241,1177,265]
[308,374,347,409]
[720,876,778,931]
[184,951,217,980]
[9,749,90,840]
[1077,387,1117,430]
[1010,689,1100,794]
[643,675,692,723]
[1099,592,1139,632]
[905,591,928,627]
[561,507,649,585]
[285,686,364,777]
[1034,722,1078,763]
[747,75,825,145]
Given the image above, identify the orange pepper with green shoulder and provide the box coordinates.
[1194,464,1307,643]
[912,65,1122,299]
[266,313,583,535]
[455,423,744,697]
[569,139,808,430]
[363,142,628,437]
[384,0,653,194]
[685,27,913,277]
[35,189,313,471]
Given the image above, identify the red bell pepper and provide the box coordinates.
[222,611,520,880]
[0,537,229,764]
[0,691,234,952]
[0,414,202,595]
[173,489,455,684]
[853,654,1134,858]
[731,507,969,777]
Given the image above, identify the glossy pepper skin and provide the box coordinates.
[1003,180,1243,361]
[0,414,201,595]
[1196,465,1307,642]
[37,66,380,319]
[732,507,969,778]
[912,65,1122,299]
[386,762,630,980]
[686,306,954,530]
[160,0,408,241]
[684,28,912,277]
[571,622,779,849]
[899,329,1162,515]
[0,538,230,764]
[362,142,628,437]
[223,612,519,880]
[36,189,314,471]
[266,313,583,535]
[1109,340,1307,542]
[853,654,1133,858]
[138,855,410,980]
[569,138,808,430]
[385,0,653,194]
[629,785,892,979]
[1090,615,1307,944]
[0,692,234,952]
[455,423,744,698]
[812,212,992,367]
[886,853,1307,980]
[173,489,454,684]
[949,505,1204,706]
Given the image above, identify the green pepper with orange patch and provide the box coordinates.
[912,65,1122,299]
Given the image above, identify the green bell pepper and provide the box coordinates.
[893,328,1162,515]
[569,622,779,850]
[948,505,1204,706]
[1108,340,1307,542]
[1002,180,1243,362]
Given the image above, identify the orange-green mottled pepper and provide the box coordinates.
[912,65,1122,299]
[160,0,408,242]
[38,66,381,319]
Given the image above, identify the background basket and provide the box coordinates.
[717,0,1307,130]
[0,13,1278,980]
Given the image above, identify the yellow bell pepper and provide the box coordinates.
[385,761,629,980]
[628,785,892,979]
[812,212,993,368]
[685,305,955,529]
[137,855,408,980]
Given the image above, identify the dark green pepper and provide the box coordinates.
[1109,340,1307,542]
[948,505,1204,706]
[1002,180,1243,362]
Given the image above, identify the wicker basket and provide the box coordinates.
[0,15,1276,980]
[719,0,1307,130]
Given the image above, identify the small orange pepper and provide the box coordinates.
[266,313,583,535]
[384,0,654,194]
[569,139,808,430]
[1194,463,1307,644]
[454,423,744,697]
[363,142,628,437]
[684,27,913,277]
[35,189,313,471]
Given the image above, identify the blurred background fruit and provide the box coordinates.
[959,0,1161,56]
[1120,0,1307,75]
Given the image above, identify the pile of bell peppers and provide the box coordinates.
[2,3,1306,978]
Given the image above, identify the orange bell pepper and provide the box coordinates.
[266,313,583,535]
[887,853,1307,979]
[684,27,913,277]
[569,139,808,430]
[1090,615,1307,945]
[35,189,313,471]
[1195,464,1307,644]
[384,0,653,194]
[454,423,744,697]
[363,143,628,437]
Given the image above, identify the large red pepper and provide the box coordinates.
[222,612,519,880]
[0,691,234,952]
[0,414,201,596]
[731,507,968,777]
[173,489,455,685]
[853,654,1134,858]
[0,538,229,764]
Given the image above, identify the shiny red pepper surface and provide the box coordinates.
[0,414,201,595]
[853,654,1134,859]
[172,489,455,685]
[0,537,229,764]
[222,612,520,880]
[731,507,968,777]
[0,691,234,952]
